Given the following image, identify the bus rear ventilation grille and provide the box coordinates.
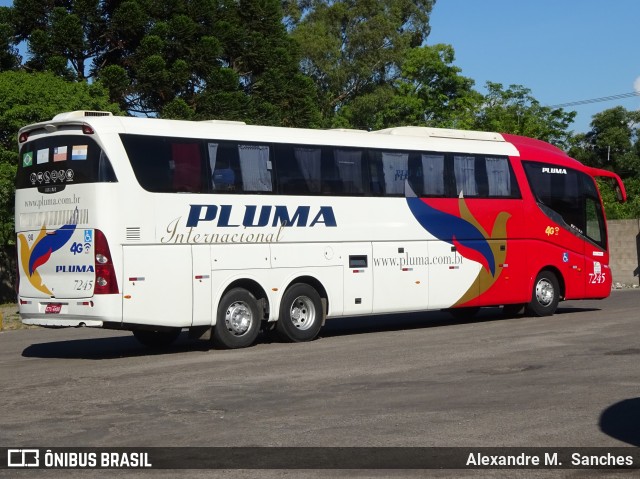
[126,227,141,241]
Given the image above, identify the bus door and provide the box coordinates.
[341,243,373,315]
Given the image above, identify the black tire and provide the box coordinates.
[447,306,480,320]
[526,270,560,317]
[133,329,181,348]
[276,283,323,342]
[213,288,261,349]
[503,303,525,317]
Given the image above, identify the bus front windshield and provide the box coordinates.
[523,161,607,250]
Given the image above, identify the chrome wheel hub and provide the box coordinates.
[535,279,554,307]
[225,301,253,336]
[290,296,316,330]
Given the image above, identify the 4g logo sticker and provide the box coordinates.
[70,241,92,255]
[70,230,93,255]
[545,226,559,236]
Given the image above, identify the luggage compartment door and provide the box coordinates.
[122,245,192,327]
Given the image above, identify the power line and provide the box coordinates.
[548,91,640,109]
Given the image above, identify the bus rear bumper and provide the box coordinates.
[18,295,121,328]
[22,316,103,328]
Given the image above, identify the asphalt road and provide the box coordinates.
[1,290,639,478]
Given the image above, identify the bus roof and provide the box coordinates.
[20,111,521,158]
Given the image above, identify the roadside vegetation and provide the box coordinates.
[0,0,638,304]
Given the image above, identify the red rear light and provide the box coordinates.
[19,131,29,143]
[82,124,95,135]
[94,229,119,294]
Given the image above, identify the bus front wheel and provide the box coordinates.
[526,270,560,317]
[276,283,323,342]
[213,288,261,349]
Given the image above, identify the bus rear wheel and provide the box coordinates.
[213,288,261,349]
[133,329,181,348]
[526,270,560,317]
[276,283,323,342]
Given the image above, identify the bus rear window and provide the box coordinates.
[16,136,116,192]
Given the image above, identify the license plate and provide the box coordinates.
[45,303,62,314]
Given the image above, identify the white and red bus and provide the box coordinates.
[14,111,626,348]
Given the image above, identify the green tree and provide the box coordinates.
[96,0,320,124]
[0,71,120,301]
[288,0,436,125]
[0,6,21,71]
[570,106,640,177]
[9,0,320,125]
[473,82,576,148]
[334,44,482,131]
[569,106,640,219]
[12,0,104,80]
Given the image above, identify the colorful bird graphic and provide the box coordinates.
[405,183,510,305]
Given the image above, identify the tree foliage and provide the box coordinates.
[288,0,435,125]
[0,0,637,243]
[0,70,120,246]
[0,71,119,301]
[568,106,640,219]
[473,82,576,148]
[333,44,482,130]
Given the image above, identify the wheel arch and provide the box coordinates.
[534,266,566,300]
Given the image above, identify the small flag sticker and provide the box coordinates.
[71,145,88,160]
[37,148,49,164]
[22,151,33,167]
[53,146,67,162]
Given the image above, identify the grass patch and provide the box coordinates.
[0,303,27,331]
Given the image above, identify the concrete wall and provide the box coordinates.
[608,219,640,287]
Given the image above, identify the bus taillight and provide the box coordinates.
[94,229,119,295]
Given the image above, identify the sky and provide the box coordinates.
[427,0,640,133]
[2,0,638,133]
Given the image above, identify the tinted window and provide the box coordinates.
[120,134,273,194]
[16,136,116,192]
[274,144,365,196]
[523,161,606,248]
[407,154,519,199]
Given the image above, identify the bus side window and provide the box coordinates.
[121,134,172,192]
[275,144,322,195]
[212,142,240,192]
[408,153,446,197]
[485,156,513,197]
[238,144,273,193]
[379,151,408,196]
[368,150,384,195]
[454,155,478,197]
[331,147,364,195]
[171,142,203,192]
